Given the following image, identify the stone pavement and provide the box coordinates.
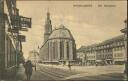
[15,64,127,80]
[64,72,127,80]
[15,64,26,80]
[40,64,125,73]
[15,64,42,80]
[40,64,127,80]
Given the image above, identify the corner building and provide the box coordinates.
[39,12,76,65]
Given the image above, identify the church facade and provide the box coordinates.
[39,12,76,64]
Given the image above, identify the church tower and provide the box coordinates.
[44,12,52,42]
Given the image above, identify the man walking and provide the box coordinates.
[24,60,33,80]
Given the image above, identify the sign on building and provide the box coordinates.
[18,35,26,42]
[11,15,31,29]
[20,16,32,28]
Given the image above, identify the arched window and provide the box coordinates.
[67,42,69,59]
[60,41,64,59]
[53,42,55,60]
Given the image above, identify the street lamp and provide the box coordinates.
[34,51,37,71]
[120,19,127,74]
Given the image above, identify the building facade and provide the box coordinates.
[120,20,127,73]
[39,12,76,65]
[86,45,97,65]
[0,0,31,79]
[77,35,125,65]
[112,35,125,64]
[76,51,86,65]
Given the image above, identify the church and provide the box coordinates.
[39,12,76,65]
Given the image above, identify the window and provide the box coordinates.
[67,42,69,59]
[114,54,116,57]
[60,41,64,59]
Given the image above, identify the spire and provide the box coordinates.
[45,11,51,24]
[124,19,127,28]
[44,11,52,42]
[47,11,50,20]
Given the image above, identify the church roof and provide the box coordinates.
[49,24,74,40]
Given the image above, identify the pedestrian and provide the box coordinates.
[68,63,71,71]
[35,63,36,71]
[24,60,33,80]
[96,62,98,67]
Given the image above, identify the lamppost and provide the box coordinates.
[34,50,37,71]
[33,50,39,71]
[120,19,127,74]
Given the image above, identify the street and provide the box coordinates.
[15,64,78,80]
[15,64,127,80]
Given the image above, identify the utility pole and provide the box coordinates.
[34,42,38,71]
[35,50,37,71]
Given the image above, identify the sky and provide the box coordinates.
[16,0,127,58]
